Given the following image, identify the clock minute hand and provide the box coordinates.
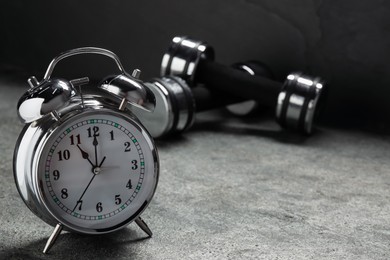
[93,135,98,166]
[76,144,94,167]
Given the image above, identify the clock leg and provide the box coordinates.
[43,223,63,254]
[135,217,153,237]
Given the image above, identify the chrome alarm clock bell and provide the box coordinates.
[13,47,159,254]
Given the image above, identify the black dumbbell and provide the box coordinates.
[160,36,325,134]
[130,61,270,138]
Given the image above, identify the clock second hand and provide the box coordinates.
[72,156,106,212]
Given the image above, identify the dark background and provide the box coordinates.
[1,0,389,128]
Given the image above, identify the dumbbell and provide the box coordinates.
[160,36,325,134]
[130,61,271,138]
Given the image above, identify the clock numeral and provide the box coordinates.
[70,134,81,145]
[96,202,103,212]
[124,142,131,152]
[110,130,115,141]
[58,150,70,161]
[126,179,132,189]
[131,160,138,170]
[61,188,68,199]
[76,200,83,211]
[115,195,122,205]
[87,126,100,138]
[53,170,60,180]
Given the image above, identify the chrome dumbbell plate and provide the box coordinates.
[161,36,214,86]
[276,74,324,134]
[131,76,195,138]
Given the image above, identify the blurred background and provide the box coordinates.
[0,0,389,130]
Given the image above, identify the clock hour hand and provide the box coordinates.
[76,144,94,167]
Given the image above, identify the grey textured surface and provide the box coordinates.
[1,78,390,259]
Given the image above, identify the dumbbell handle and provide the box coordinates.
[192,85,250,112]
[196,59,283,108]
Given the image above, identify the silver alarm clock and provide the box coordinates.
[13,47,159,253]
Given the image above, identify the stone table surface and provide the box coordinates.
[0,78,389,259]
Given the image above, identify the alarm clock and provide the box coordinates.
[13,47,159,254]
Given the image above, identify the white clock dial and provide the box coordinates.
[37,111,157,233]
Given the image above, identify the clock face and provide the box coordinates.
[37,110,158,233]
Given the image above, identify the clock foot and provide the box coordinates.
[43,223,63,254]
[135,217,153,237]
